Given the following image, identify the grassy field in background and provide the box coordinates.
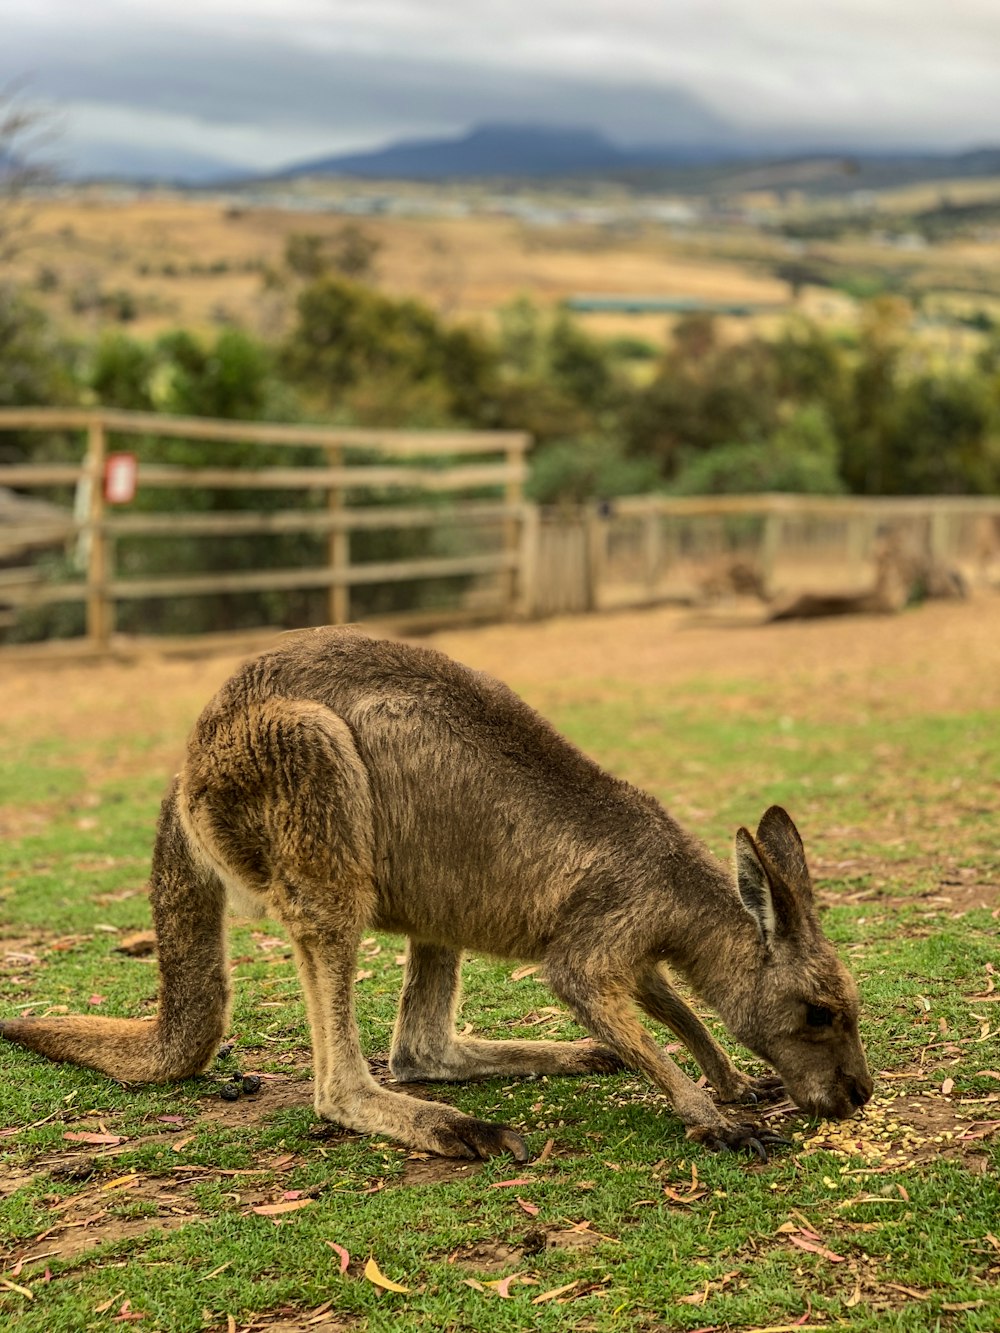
[9,195,787,342]
[1,608,999,1332]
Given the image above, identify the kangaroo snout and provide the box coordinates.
[801,1068,874,1121]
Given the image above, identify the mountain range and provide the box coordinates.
[65,122,1000,195]
[270,124,1000,196]
[275,123,730,182]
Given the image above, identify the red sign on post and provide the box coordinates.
[103,452,138,504]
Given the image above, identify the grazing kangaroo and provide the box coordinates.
[1,629,872,1161]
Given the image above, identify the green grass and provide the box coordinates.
[1,673,998,1332]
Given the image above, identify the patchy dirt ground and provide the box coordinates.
[2,598,999,1326]
[3,595,1000,776]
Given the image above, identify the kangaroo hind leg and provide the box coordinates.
[1,779,228,1083]
[389,941,622,1083]
[195,698,526,1161]
[289,920,527,1160]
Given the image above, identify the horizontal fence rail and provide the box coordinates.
[4,407,999,649]
[581,493,1000,613]
[0,408,531,649]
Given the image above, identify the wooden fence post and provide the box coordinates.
[846,513,867,586]
[327,446,350,625]
[644,499,661,595]
[518,503,540,617]
[760,508,780,596]
[85,415,111,651]
[585,505,607,612]
[503,439,525,617]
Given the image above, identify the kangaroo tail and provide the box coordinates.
[0,781,229,1082]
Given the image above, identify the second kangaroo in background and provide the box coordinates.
[1,628,873,1161]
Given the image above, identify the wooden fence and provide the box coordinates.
[4,408,1000,652]
[538,493,1000,615]
[0,408,530,649]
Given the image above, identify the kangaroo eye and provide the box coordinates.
[806,1004,835,1028]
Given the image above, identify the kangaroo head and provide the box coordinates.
[725,806,873,1120]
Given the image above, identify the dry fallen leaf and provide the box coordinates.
[516,1197,539,1217]
[490,1177,532,1189]
[786,1233,846,1262]
[510,965,539,982]
[251,1199,314,1216]
[0,1277,33,1300]
[63,1131,124,1146]
[100,1173,139,1191]
[531,1279,580,1305]
[363,1257,410,1294]
[677,1285,709,1307]
[324,1242,350,1274]
[110,1300,145,1323]
[115,932,157,957]
[885,1282,929,1300]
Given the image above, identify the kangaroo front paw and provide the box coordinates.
[687,1120,791,1162]
[713,1070,786,1106]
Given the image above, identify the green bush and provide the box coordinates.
[671,406,845,496]
[528,436,661,505]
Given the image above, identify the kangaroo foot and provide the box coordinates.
[416,1112,529,1162]
[316,1085,529,1161]
[687,1119,792,1162]
[389,1037,624,1084]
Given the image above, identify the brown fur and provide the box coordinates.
[1,628,872,1160]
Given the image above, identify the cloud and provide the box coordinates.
[3,1,1000,174]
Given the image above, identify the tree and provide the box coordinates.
[0,84,53,268]
[281,276,494,424]
[284,225,382,283]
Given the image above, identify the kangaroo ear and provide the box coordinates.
[755,806,813,904]
[735,827,777,944]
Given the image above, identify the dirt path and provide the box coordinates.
[4,598,999,763]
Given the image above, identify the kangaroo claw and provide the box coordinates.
[745,1074,786,1104]
[692,1121,791,1161]
[440,1117,529,1162]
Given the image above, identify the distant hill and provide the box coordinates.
[269,124,1000,195]
[275,123,730,182]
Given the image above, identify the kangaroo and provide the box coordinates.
[1,628,872,1161]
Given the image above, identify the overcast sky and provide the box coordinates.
[4,1,1000,176]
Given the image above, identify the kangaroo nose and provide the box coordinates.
[849,1075,873,1108]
